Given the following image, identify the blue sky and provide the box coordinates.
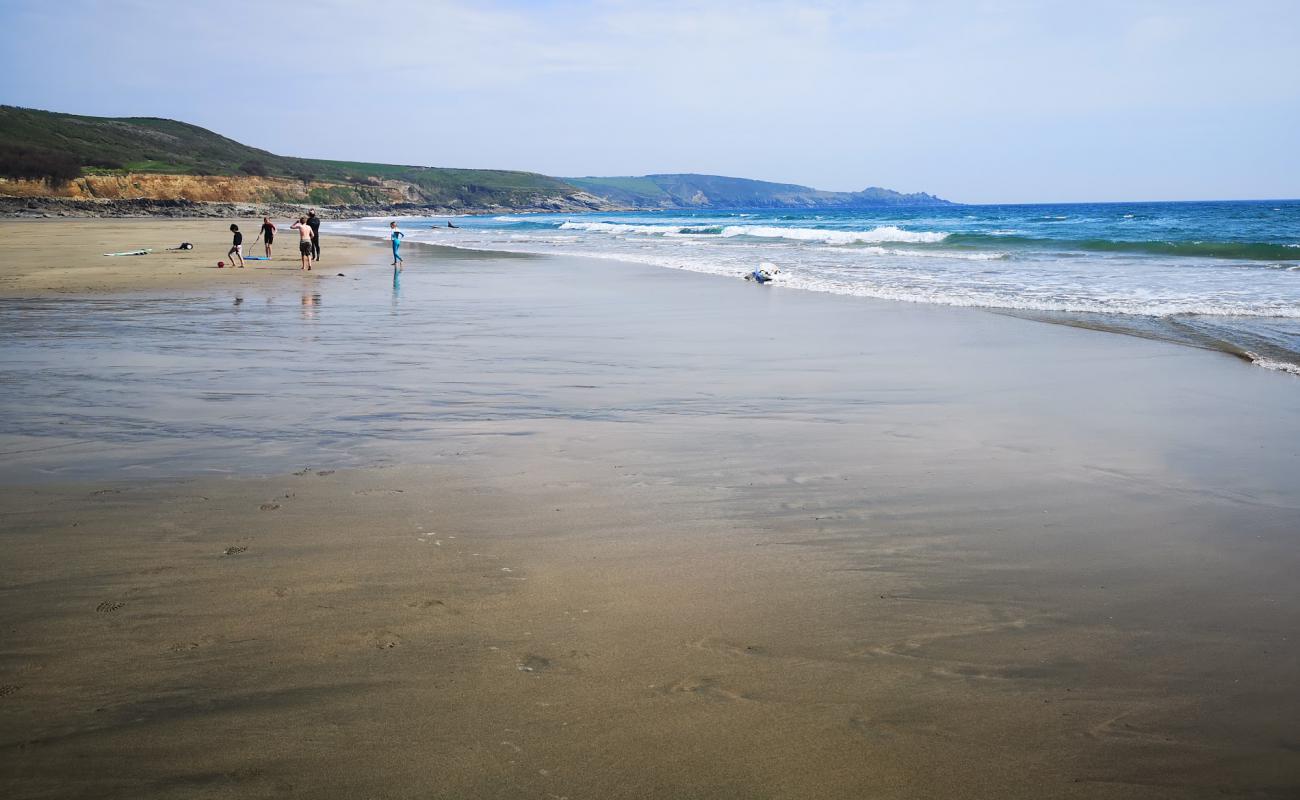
[1,0,1297,203]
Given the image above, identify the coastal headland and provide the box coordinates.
[0,105,951,220]
[0,219,1297,798]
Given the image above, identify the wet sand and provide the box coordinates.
[1,221,1298,798]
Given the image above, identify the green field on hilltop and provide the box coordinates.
[0,105,949,209]
[0,106,580,207]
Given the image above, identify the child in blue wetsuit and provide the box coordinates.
[390,221,404,269]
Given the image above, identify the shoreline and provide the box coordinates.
[1,215,1295,379]
[334,224,1300,379]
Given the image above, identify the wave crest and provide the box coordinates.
[556,221,949,244]
[947,233,1300,261]
[719,225,949,244]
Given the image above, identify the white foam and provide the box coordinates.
[814,246,1006,261]
[558,221,688,235]
[1247,354,1300,375]
[329,217,1300,322]
[718,225,948,244]
[555,221,949,245]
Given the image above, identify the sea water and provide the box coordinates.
[334,200,1300,374]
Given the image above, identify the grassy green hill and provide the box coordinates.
[0,105,595,208]
[0,106,951,210]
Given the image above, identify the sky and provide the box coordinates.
[1,0,1298,204]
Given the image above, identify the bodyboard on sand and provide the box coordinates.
[243,256,271,260]
[103,249,152,257]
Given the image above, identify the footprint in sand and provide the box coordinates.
[96,601,124,613]
[662,676,750,702]
[517,655,552,674]
[368,630,403,649]
[688,638,769,658]
[159,495,210,505]
[292,467,336,477]
[1085,703,1179,746]
[863,614,1031,661]
[406,599,457,614]
[934,662,1077,682]
[167,634,219,653]
[223,545,247,556]
[0,685,21,698]
[259,503,281,511]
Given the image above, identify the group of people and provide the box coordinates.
[225,210,322,270]
[225,212,432,274]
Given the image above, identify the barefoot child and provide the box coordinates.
[390,221,404,269]
[227,224,245,268]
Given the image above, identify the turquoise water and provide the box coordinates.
[335,200,1300,373]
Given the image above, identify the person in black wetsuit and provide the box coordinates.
[252,216,276,259]
[306,211,321,262]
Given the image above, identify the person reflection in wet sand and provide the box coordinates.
[390,221,404,270]
[301,292,321,320]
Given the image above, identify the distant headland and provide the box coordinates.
[0,105,952,217]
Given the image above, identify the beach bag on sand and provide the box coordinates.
[168,242,194,251]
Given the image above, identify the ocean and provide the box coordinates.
[334,200,1300,374]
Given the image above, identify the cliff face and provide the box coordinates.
[1,107,950,214]
[0,106,620,213]
[0,174,403,204]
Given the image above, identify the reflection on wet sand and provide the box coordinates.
[0,242,1298,797]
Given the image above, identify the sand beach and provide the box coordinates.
[0,219,377,296]
[0,220,1297,799]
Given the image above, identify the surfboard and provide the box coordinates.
[102,249,152,257]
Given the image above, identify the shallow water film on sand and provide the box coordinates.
[1,236,1298,799]
[336,200,1300,373]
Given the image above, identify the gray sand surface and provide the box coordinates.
[1,223,1298,798]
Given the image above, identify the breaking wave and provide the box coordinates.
[946,233,1300,261]
[557,221,949,244]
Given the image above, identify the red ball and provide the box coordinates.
[217,261,225,268]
